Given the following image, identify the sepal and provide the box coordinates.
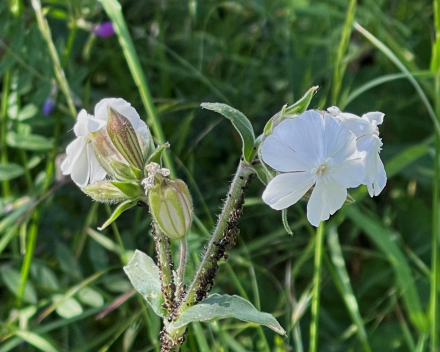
[148,179,193,240]
[98,199,139,231]
[81,180,132,204]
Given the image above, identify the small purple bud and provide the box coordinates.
[93,22,115,38]
[42,100,55,116]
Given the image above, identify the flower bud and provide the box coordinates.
[82,180,133,204]
[106,106,144,171]
[148,179,193,240]
[93,21,115,38]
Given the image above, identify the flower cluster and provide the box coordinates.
[261,108,386,227]
[61,98,192,239]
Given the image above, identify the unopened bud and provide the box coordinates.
[148,179,192,240]
[106,106,144,170]
[82,180,133,204]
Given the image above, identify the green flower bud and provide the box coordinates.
[148,179,193,240]
[106,106,144,170]
[82,180,133,204]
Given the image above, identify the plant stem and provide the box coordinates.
[177,159,255,310]
[430,48,440,352]
[1,70,11,197]
[176,237,187,301]
[152,222,175,315]
[31,0,76,118]
[309,221,325,352]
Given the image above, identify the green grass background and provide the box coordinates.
[0,0,439,351]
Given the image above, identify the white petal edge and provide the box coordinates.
[262,172,314,210]
[307,180,347,227]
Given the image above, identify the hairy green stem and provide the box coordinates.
[152,222,176,315]
[178,159,255,310]
[176,237,187,301]
[310,222,325,352]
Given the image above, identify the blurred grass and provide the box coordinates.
[0,0,439,351]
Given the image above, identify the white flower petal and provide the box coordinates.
[262,172,314,210]
[95,98,141,129]
[366,154,387,197]
[262,135,313,172]
[332,158,365,188]
[70,143,91,188]
[61,137,87,175]
[73,110,90,137]
[272,110,324,165]
[342,117,375,137]
[363,112,384,125]
[307,180,346,227]
[87,143,107,184]
[323,114,357,162]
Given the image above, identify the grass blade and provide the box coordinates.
[327,226,371,352]
[99,0,175,176]
[346,206,428,333]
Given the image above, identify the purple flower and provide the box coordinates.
[93,22,115,38]
[42,100,55,116]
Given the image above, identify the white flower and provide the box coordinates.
[261,110,365,227]
[95,98,150,153]
[61,98,150,187]
[60,109,107,187]
[327,106,386,197]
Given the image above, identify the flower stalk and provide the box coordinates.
[178,159,256,310]
[152,222,176,315]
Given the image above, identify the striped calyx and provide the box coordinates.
[148,179,193,240]
[106,106,144,170]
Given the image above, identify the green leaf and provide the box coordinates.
[123,250,167,317]
[284,85,319,115]
[172,294,286,335]
[17,104,38,121]
[263,86,318,135]
[30,262,59,290]
[346,206,428,333]
[13,330,59,352]
[53,294,83,319]
[77,287,104,308]
[0,163,24,181]
[97,199,138,231]
[1,266,37,304]
[6,132,53,151]
[147,142,170,165]
[385,144,429,178]
[327,226,370,351]
[201,103,255,161]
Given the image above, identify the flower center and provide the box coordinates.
[316,163,329,177]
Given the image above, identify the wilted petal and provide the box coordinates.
[262,172,314,210]
[363,112,384,126]
[307,180,346,227]
[262,135,313,172]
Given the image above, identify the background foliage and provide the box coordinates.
[0,0,439,351]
